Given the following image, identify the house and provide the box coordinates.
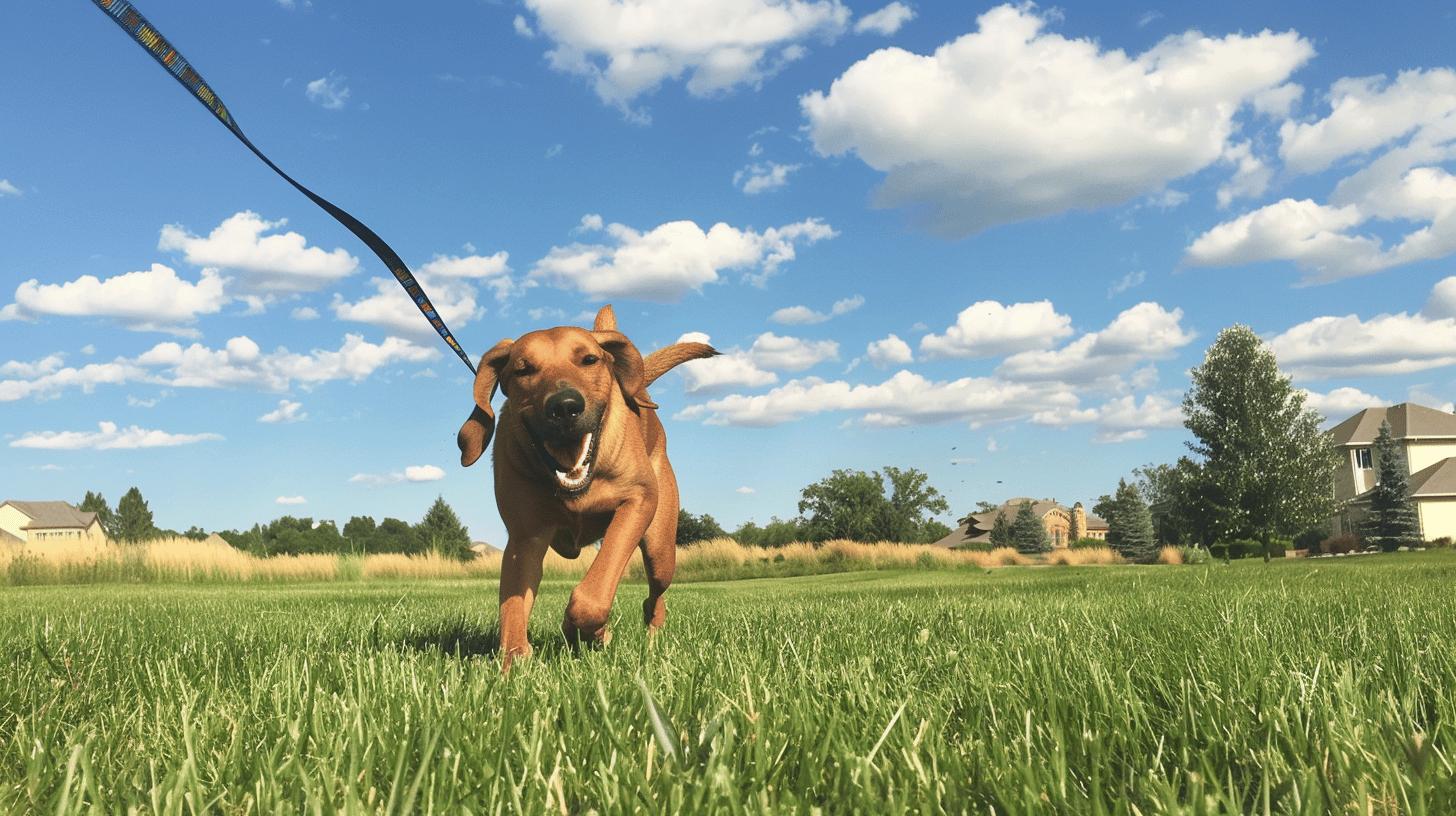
[1328,402,1456,541]
[0,500,106,545]
[934,498,1109,549]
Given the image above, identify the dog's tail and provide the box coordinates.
[644,342,719,387]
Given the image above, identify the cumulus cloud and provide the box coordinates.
[1189,69,1456,283]
[854,2,913,36]
[276,495,307,505]
[10,421,222,450]
[1300,387,1388,425]
[521,0,849,117]
[769,295,862,325]
[866,334,912,367]
[0,357,147,403]
[673,331,835,392]
[734,162,801,194]
[801,4,1313,236]
[258,399,307,423]
[158,211,357,293]
[1268,311,1456,379]
[305,74,350,110]
[3,264,227,335]
[920,300,1073,359]
[348,465,446,485]
[1032,394,1185,443]
[748,332,838,371]
[136,334,437,392]
[997,302,1195,383]
[0,179,21,197]
[531,215,835,300]
[333,252,512,339]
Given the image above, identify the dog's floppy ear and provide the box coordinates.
[457,339,514,467]
[592,330,657,410]
[592,304,618,332]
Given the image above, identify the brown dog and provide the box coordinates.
[457,305,717,665]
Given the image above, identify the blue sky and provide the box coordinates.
[3,1,1456,544]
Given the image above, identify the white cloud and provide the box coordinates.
[0,179,21,197]
[676,369,1079,428]
[866,334,912,367]
[1217,141,1273,208]
[521,0,850,116]
[854,2,913,36]
[1278,69,1456,175]
[1300,387,1388,425]
[305,74,351,110]
[1032,394,1184,443]
[998,302,1195,383]
[80,345,96,356]
[513,14,536,38]
[136,334,438,392]
[0,354,66,379]
[276,495,307,505]
[1428,275,1456,319]
[10,421,222,450]
[1268,310,1456,379]
[158,211,357,293]
[770,295,862,325]
[735,485,756,494]
[800,4,1313,236]
[4,264,227,335]
[677,352,778,393]
[531,215,835,301]
[748,332,837,371]
[734,162,801,194]
[0,359,147,403]
[672,331,834,393]
[1251,82,1303,119]
[333,252,512,339]
[258,399,307,424]
[1107,270,1146,298]
[291,306,320,320]
[920,300,1072,359]
[348,464,446,485]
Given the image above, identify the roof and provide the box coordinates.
[1,501,98,530]
[1409,457,1456,498]
[0,528,22,546]
[1084,514,1109,530]
[1328,403,1456,447]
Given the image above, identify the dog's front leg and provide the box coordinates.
[499,533,548,669]
[563,496,656,647]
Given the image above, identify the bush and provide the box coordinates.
[1210,539,1261,560]
[1157,546,1182,565]
[1294,527,1327,553]
[1068,537,1106,550]
[1320,533,1361,555]
[1428,536,1452,549]
[1179,546,1211,565]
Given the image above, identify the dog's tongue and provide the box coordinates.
[545,434,591,473]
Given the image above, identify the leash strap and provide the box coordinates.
[88,0,477,374]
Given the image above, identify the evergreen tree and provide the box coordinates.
[417,497,472,560]
[1362,420,1421,551]
[78,490,118,540]
[1183,325,1337,561]
[114,487,157,544]
[988,511,1013,548]
[1011,501,1051,553]
[1107,478,1158,561]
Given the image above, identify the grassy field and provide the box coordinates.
[2,554,1454,813]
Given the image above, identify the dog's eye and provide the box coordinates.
[581,354,600,366]
[516,362,536,376]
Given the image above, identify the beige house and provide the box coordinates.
[935,498,1108,549]
[0,500,106,545]
[1329,403,1456,541]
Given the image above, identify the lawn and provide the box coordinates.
[2,553,1454,813]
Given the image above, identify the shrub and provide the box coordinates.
[1047,547,1123,566]
[1179,546,1211,565]
[1068,538,1106,550]
[1210,539,1261,560]
[1294,527,1327,553]
[1157,546,1183,565]
[1320,533,1361,555]
[1428,536,1452,549]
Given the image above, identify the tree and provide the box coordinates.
[677,510,727,546]
[877,466,950,542]
[988,512,1013,549]
[1183,325,1338,561]
[1106,478,1158,561]
[376,518,421,554]
[1362,420,1421,551]
[343,515,378,553]
[798,469,886,542]
[114,486,157,544]
[181,526,208,541]
[1011,501,1051,553]
[78,490,119,540]
[417,497,472,560]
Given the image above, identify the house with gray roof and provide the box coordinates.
[933,497,1108,549]
[0,500,105,545]
[1328,402,1456,541]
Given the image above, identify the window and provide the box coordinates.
[1355,448,1373,469]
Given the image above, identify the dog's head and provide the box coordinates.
[457,306,655,495]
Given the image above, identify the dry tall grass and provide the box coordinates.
[0,535,1131,586]
[1157,546,1184,565]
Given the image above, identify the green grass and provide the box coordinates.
[3,554,1455,813]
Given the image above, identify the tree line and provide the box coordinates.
[75,490,476,560]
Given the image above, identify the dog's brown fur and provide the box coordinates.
[458,305,717,666]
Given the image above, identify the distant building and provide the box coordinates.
[0,500,106,545]
[1329,402,1456,541]
[934,498,1108,549]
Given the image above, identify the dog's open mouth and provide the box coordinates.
[531,416,603,496]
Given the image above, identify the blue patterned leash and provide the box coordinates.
[87,0,477,374]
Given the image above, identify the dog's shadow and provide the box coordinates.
[393,617,571,661]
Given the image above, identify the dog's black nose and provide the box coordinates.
[545,388,586,424]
